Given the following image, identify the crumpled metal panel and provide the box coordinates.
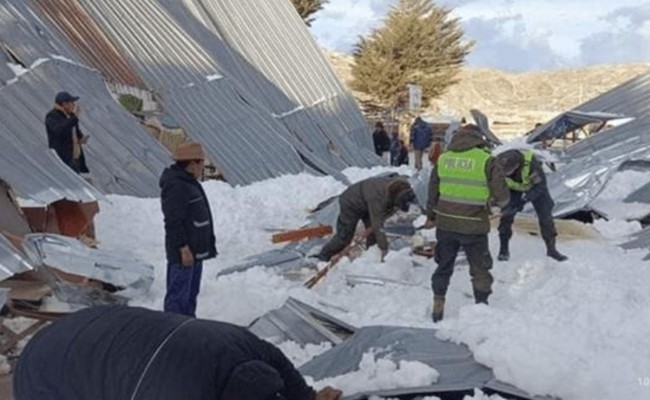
[249,297,356,346]
[0,59,170,197]
[22,234,154,298]
[0,0,80,82]
[527,110,625,144]
[470,109,502,145]
[0,234,33,282]
[300,326,548,400]
[0,287,8,309]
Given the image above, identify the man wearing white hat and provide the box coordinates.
[160,141,216,316]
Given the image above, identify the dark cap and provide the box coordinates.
[55,91,79,104]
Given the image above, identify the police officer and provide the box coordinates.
[425,125,510,322]
[496,149,568,262]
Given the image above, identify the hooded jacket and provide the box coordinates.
[14,306,316,400]
[160,164,217,264]
[427,132,510,235]
[339,176,414,250]
[497,149,548,202]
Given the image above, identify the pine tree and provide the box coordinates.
[291,0,328,26]
[351,0,472,109]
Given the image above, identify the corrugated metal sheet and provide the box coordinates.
[0,233,33,282]
[187,0,375,158]
[0,59,170,197]
[32,0,146,88]
[163,79,306,186]
[0,0,80,81]
[75,0,363,184]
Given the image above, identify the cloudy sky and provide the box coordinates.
[310,0,650,71]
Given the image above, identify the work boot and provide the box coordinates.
[431,295,445,323]
[474,291,490,305]
[545,237,568,262]
[497,236,510,261]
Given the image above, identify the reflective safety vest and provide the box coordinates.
[506,150,534,192]
[437,148,491,207]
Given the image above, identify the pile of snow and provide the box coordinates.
[0,355,10,376]
[591,170,650,220]
[96,166,650,399]
[308,351,439,395]
[276,341,332,367]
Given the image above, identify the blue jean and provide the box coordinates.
[164,261,203,317]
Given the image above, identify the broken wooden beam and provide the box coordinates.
[272,225,333,244]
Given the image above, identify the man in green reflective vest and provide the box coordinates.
[496,149,568,262]
[425,125,510,322]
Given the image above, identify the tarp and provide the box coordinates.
[527,110,625,143]
[300,326,552,400]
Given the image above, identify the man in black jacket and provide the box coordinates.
[14,306,343,400]
[372,121,391,158]
[160,142,217,317]
[496,149,567,262]
[45,91,89,174]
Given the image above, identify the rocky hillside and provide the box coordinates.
[325,51,650,136]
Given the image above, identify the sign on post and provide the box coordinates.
[407,84,422,111]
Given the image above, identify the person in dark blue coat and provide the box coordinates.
[44,91,90,174]
[13,306,343,400]
[160,142,217,317]
[410,117,433,171]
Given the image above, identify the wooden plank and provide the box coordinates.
[272,225,333,244]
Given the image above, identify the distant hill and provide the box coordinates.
[325,50,650,137]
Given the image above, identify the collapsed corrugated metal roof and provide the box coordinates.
[23,233,154,299]
[189,0,376,162]
[0,58,170,197]
[249,297,356,346]
[31,0,146,88]
[526,110,624,144]
[470,109,503,146]
[0,0,80,82]
[526,69,650,217]
[300,326,550,400]
[74,0,375,184]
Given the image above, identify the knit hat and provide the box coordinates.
[173,141,205,161]
[221,361,285,400]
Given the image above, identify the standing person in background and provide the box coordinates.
[160,141,217,317]
[45,91,90,174]
[389,128,401,166]
[395,140,409,166]
[372,121,391,159]
[410,116,433,171]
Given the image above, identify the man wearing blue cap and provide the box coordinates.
[45,91,90,174]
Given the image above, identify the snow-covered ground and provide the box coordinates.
[96,166,650,400]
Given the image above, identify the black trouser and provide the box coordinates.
[318,207,376,261]
[431,229,493,299]
[498,189,557,244]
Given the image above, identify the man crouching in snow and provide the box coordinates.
[160,141,217,317]
[317,176,417,263]
[424,125,510,322]
[13,306,343,400]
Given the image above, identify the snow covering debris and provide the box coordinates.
[307,351,439,395]
[96,165,650,400]
[276,341,333,367]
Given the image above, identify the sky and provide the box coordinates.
[310,0,650,71]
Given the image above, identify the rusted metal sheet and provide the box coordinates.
[32,0,145,88]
